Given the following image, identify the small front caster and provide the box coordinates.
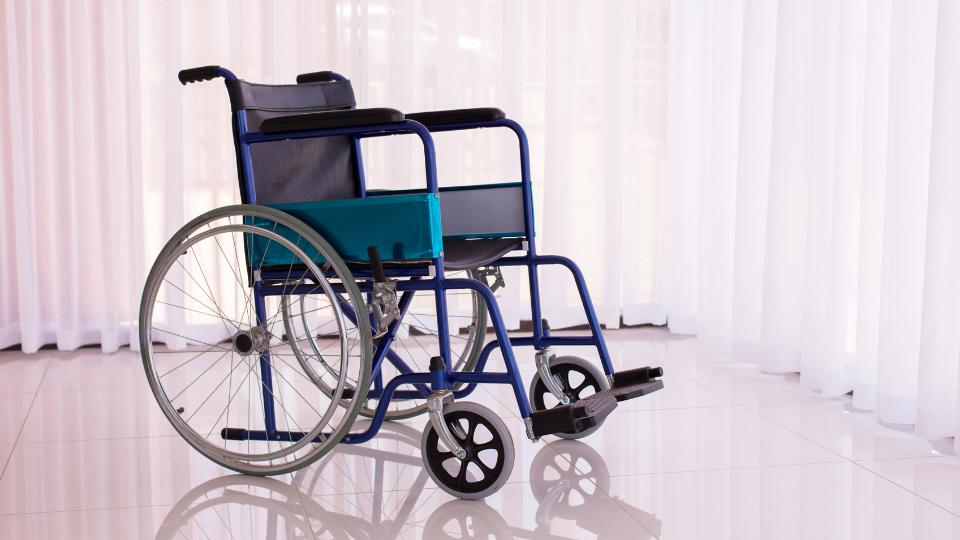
[528,355,610,439]
[421,401,515,500]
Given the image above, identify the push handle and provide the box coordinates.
[367,246,388,282]
[178,65,222,85]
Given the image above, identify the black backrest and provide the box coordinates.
[227,79,358,205]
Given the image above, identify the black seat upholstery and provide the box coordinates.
[346,238,522,273]
[227,79,359,205]
[441,238,522,271]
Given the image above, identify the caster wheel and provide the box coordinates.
[422,499,513,539]
[528,356,609,439]
[421,402,514,500]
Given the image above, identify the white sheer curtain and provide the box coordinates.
[0,0,143,353]
[674,0,960,442]
[0,0,672,353]
[2,0,960,441]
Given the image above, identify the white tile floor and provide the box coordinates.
[1,327,959,539]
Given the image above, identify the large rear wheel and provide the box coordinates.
[140,205,372,475]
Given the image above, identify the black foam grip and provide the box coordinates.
[179,66,221,85]
[221,427,246,441]
[296,70,334,84]
[367,246,387,282]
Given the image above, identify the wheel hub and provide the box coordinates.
[232,327,269,356]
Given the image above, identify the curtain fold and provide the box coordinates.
[2,0,960,442]
[1,0,142,353]
[681,0,960,440]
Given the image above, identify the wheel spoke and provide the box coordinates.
[151,327,234,353]
[156,300,248,329]
[456,459,469,490]
[182,251,240,336]
[473,440,501,452]
[158,342,225,379]
[466,417,479,444]
[172,348,234,405]
[572,380,592,395]
[471,457,494,476]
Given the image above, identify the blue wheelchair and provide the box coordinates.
[140,66,663,500]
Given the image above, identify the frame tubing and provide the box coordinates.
[440,278,531,418]
[253,283,279,436]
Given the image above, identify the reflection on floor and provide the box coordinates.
[0,327,958,539]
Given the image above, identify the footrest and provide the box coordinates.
[586,379,664,402]
[612,366,664,388]
[529,395,618,438]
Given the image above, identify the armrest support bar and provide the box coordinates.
[259,108,404,135]
[406,108,505,127]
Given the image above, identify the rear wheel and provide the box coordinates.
[139,205,371,475]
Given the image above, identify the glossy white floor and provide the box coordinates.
[1,326,959,539]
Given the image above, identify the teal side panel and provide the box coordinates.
[249,194,443,266]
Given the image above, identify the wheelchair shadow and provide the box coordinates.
[154,426,662,539]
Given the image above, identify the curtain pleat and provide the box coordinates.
[683,0,960,440]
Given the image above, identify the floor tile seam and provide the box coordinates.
[852,454,958,463]
[592,458,862,480]
[478,386,522,421]
[696,389,960,512]
[645,360,737,366]
[634,361,742,404]
[728,398,858,466]
[617,343,663,366]
[33,386,152,394]
[846,459,960,519]
[0,358,51,484]
[740,398,843,408]
[0,503,174,517]
[664,374,838,407]
[12,434,186,445]
[606,495,663,540]
[608,403,745,415]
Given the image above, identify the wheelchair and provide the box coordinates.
[139,65,664,500]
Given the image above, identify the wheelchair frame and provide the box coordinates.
[213,66,617,446]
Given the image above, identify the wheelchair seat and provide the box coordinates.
[346,237,522,272]
[440,238,522,271]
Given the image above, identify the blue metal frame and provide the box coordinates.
[215,68,617,447]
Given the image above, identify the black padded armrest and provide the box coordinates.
[259,108,405,135]
[405,108,505,127]
[296,70,334,84]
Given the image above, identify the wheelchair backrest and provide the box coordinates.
[227,79,359,205]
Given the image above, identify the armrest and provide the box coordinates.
[259,108,405,135]
[405,108,505,127]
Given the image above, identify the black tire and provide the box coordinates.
[421,402,514,500]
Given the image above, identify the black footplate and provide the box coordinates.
[603,365,665,402]
[588,379,664,402]
[612,366,664,388]
[529,395,618,438]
